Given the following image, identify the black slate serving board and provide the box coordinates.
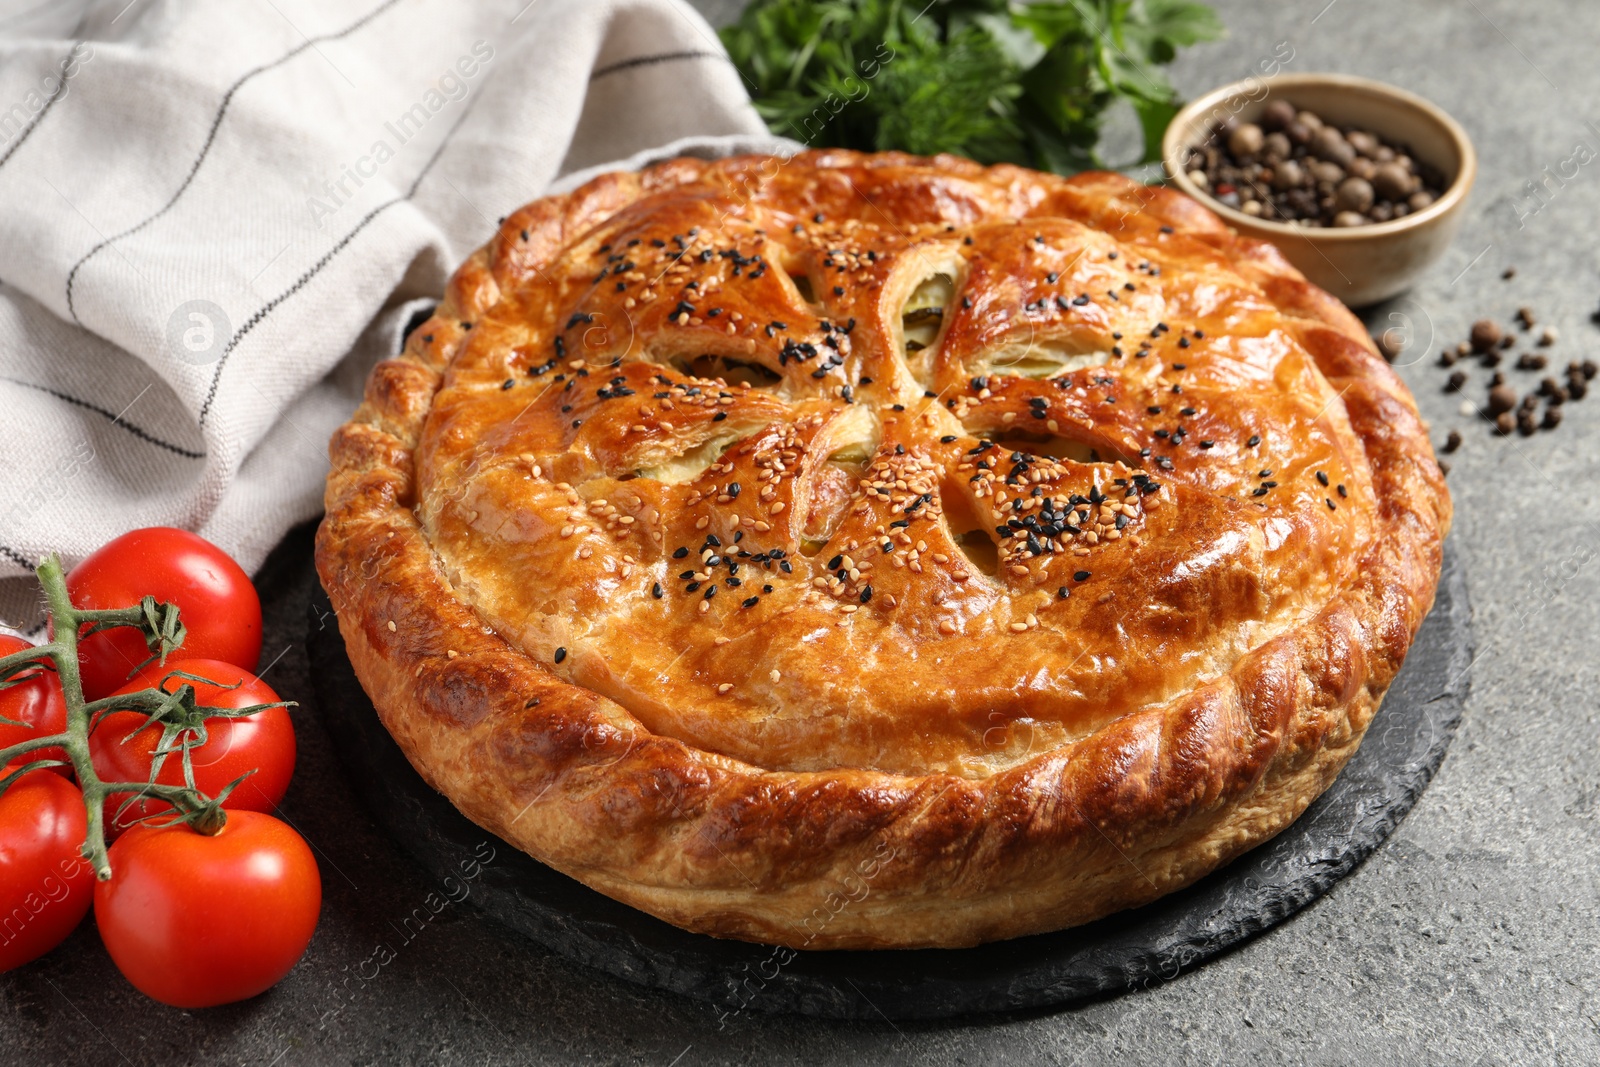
[306,543,1470,1021]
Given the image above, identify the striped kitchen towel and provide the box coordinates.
[0,0,794,631]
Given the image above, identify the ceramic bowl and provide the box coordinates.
[1162,73,1476,307]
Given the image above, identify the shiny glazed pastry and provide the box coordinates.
[316,150,1451,950]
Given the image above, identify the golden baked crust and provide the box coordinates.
[316,150,1450,949]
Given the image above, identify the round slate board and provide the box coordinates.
[306,543,1470,1020]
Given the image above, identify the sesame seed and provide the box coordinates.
[554,647,567,663]
[1074,570,1090,582]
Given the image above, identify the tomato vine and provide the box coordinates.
[0,555,287,879]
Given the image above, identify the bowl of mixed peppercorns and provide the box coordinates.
[1163,73,1476,307]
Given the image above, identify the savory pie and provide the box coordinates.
[316,150,1450,950]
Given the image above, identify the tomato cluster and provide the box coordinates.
[0,528,321,1008]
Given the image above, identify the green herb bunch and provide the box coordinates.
[721,0,1224,173]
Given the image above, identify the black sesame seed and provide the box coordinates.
[860,586,873,603]
[1057,586,1071,599]
[554,647,567,663]
[1337,484,1348,498]
[1326,498,1337,510]
[1074,570,1091,582]
[1316,471,1329,486]
[673,547,689,559]
[651,583,663,599]
[501,379,514,390]
[1247,435,1261,447]
[743,596,759,608]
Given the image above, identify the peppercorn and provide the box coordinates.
[1228,123,1264,159]
[1336,176,1374,213]
[1261,99,1296,131]
[1372,161,1412,201]
[1310,126,1354,167]
[1376,329,1404,362]
[1469,319,1502,353]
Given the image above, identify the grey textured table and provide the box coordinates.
[5,1,1599,1063]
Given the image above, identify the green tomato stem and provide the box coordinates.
[27,555,229,878]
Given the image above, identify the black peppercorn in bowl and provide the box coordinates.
[1163,73,1476,307]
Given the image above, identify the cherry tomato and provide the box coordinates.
[95,811,320,1008]
[65,528,262,701]
[0,770,93,971]
[0,635,68,774]
[90,659,294,838]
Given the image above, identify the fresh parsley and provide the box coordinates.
[720,0,1224,172]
